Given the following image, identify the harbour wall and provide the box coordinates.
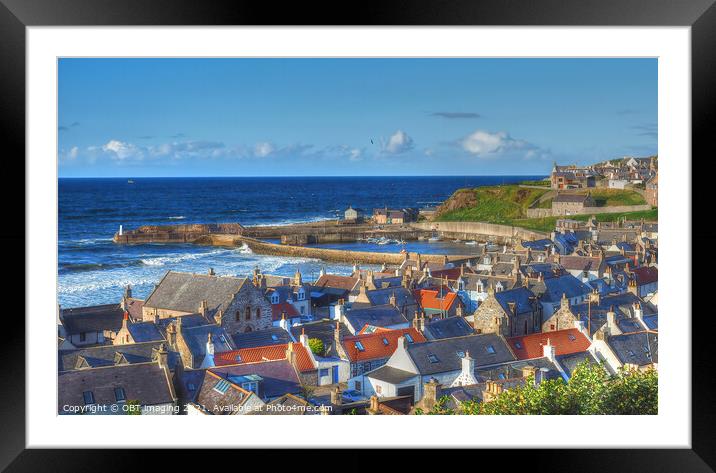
[409,222,549,242]
[525,204,652,218]
[202,235,471,265]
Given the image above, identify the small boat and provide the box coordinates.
[428,236,441,243]
[465,241,478,246]
[453,239,461,243]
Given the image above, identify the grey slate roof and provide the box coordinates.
[181,324,234,365]
[556,351,601,378]
[210,359,302,400]
[344,305,409,332]
[608,331,658,367]
[642,314,658,330]
[60,304,125,336]
[366,365,418,384]
[145,271,246,315]
[423,316,474,340]
[474,357,561,383]
[193,371,253,414]
[127,322,164,343]
[406,334,517,375]
[59,341,180,372]
[289,319,350,357]
[231,327,292,349]
[58,362,175,411]
[539,274,592,303]
[494,287,539,315]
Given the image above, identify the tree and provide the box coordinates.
[125,400,142,415]
[307,338,325,356]
[425,361,657,415]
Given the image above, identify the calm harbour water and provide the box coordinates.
[58,176,542,307]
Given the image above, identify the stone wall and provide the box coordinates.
[232,236,467,265]
[410,221,548,242]
[219,282,273,335]
[526,204,652,218]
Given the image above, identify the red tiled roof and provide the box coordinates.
[430,268,463,281]
[214,342,315,372]
[314,274,358,291]
[270,302,300,321]
[342,328,426,363]
[507,328,591,360]
[631,266,658,285]
[413,288,459,312]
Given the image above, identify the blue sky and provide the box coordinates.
[58,58,657,177]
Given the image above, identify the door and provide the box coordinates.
[332,365,339,384]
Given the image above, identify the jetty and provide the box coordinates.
[112,220,548,265]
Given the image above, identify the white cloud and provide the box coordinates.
[102,140,143,161]
[68,146,79,160]
[254,142,275,158]
[461,129,548,160]
[384,130,414,154]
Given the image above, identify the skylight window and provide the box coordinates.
[214,379,231,394]
[485,345,496,354]
[568,334,576,341]
[382,338,389,346]
[355,341,365,352]
[514,342,523,349]
[627,350,636,357]
[428,354,439,363]
[498,373,506,380]
[404,334,414,343]
[235,354,243,363]
[271,334,279,341]
[456,351,465,358]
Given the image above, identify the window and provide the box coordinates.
[271,334,278,341]
[187,383,196,391]
[498,373,506,380]
[514,342,523,349]
[550,324,555,330]
[79,332,87,342]
[355,341,365,352]
[300,306,305,315]
[627,350,636,357]
[485,345,496,354]
[114,387,126,402]
[298,289,305,301]
[82,391,95,405]
[456,350,465,358]
[363,362,371,371]
[271,294,279,304]
[235,311,240,321]
[404,333,414,343]
[382,337,389,346]
[376,385,382,394]
[235,354,243,363]
[428,354,439,363]
[319,368,329,377]
[245,307,251,320]
[255,308,261,319]
[213,379,231,394]
[242,382,259,393]
[568,334,576,341]
[355,380,362,391]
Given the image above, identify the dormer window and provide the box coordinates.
[485,345,496,354]
[297,288,305,301]
[428,354,439,363]
[271,294,279,304]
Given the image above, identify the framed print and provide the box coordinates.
[2,0,714,470]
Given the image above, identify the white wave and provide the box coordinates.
[247,216,335,227]
[168,216,186,220]
[139,248,233,266]
[237,243,253,254]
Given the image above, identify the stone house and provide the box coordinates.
[59,303,126,347]
[551,192,596,216]
[344,206,364,223]
[645,172,658,207]
[58,345,178,415]
[142,270,272,335]
[264,269,312,322]
[472,286,542,337]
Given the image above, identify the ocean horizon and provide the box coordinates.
[58,175,544,307]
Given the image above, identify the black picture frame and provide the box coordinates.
[1,0,711,471]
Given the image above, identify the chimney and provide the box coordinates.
[560,293,570,310]
[121,311,129,331]
[334,321,344,346]
[416,253,422,271]
[369,395,380,414]
[335,299,345,322]
[412,311,421,331]
[293,267,303,287]
[542,338,556,362]
[422,377,442,411]
[166,322,177,347]
[299,327,309,347]
[279,311,289,331]
[389,292,397,307]
[156,343,169,369]
[633,302,643,322]
[208,267,215,276]
[285,342,296,366]
[397,335,408,351]
[521,365,538,383]
[443,255,449,266]
[199,299,208,318]
[330,386,342,407]
[606,306,620,335]
[482,380,504,403]
[319,266,326,278]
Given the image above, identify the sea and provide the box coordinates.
[58,176,544,308]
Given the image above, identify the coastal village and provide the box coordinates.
[58,156,658,415]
